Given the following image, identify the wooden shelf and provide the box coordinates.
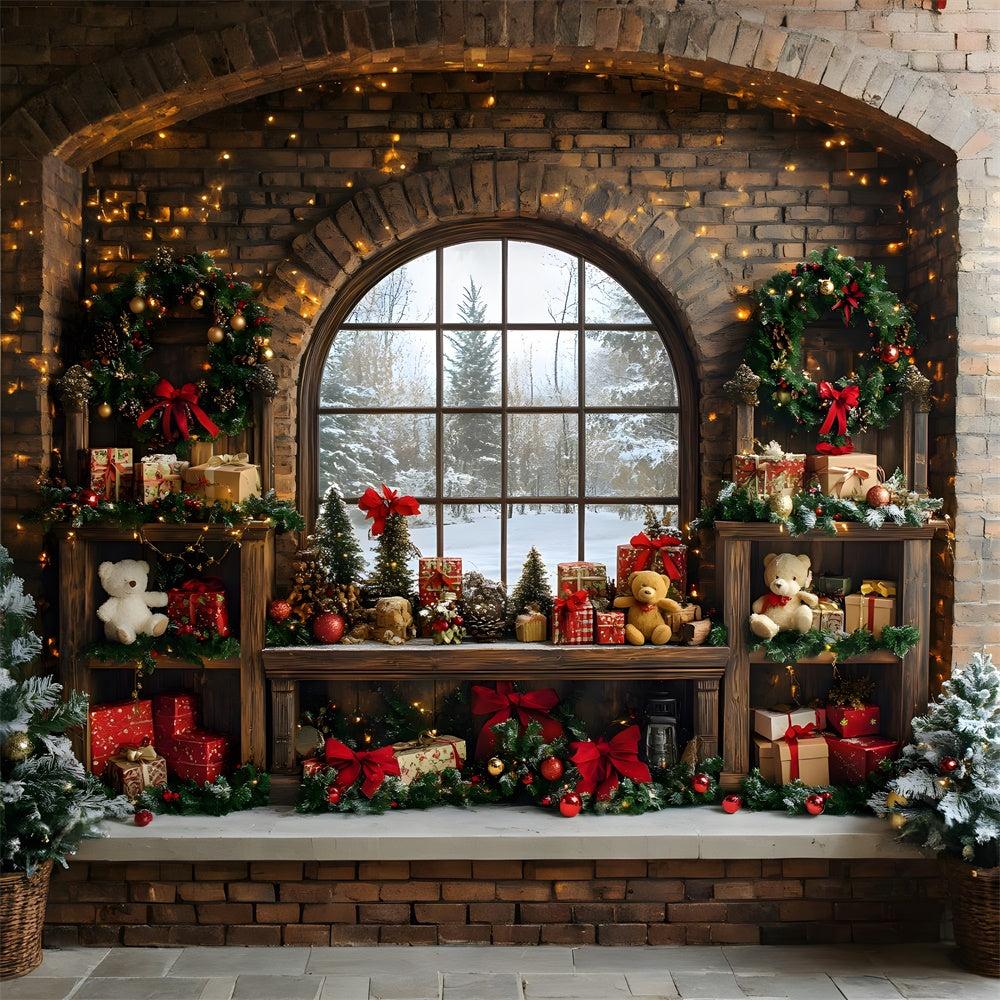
[713,521,943,542]
[748,649,899,665]
[88,656,241,671]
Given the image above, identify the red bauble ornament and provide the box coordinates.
[134,809,154,827]
[820,791,833,802]
[722,794,742,814]
[940,757,959,773]
[81,489,99,509]
[269,599,292,623]
[312,612,345,644]
[539,756,564,781]
[559,791,582,817]
[540,795,552,806]
[866,484,891,508]
[692,772,711,794]
[880,344,900,364]
[326,785,342,805]
[805,793,826,816]
[521,773,534,786]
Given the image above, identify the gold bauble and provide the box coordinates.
[487,757,504,777]
[769,492,794,518]
[260,346,274,361]
[230,312,247,331]
[2,731,34,761]
[97,401,113,418]
[191,294,205,310]
[886,790,908,828]
[128,296,146,314]
[207,325,225,344]
[819,278,835,295]
[775,389,792,405]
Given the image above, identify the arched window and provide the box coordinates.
[305,231,694,586]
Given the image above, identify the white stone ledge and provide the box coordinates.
[76,805,930,863]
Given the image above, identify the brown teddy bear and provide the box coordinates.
[613,570,683,646]
[748,551,818,640]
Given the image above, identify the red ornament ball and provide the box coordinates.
[269,599,292,623]
[880,344,900,364]
[940,757,959,773]
[866,484,891,508]
[559,791,582,817]
[540,795,552,806]
[805,793,826,816]
[521,773,534,786]
[81,489,100,509]
[539,756,564,781]
[692,772,711,794]
[722,794,742,814]
[312,612,345,644]
[133,809,154,827]
[326,785,342,805]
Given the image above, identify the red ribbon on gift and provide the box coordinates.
[782,723,816,781]
[101,455,129,500]
[471,681,563,760]
[758,594,791,611]
[554,583,588,625]
[817,382,860,439]
[832,280,864,325]
[423,564,458,592]
[571,725,651,801]
[867,594,877,632]
[137,379,220,442]
[627,532,682,581]
[323,738,401,797]
[172,577,229,638]
[358,483,421,537]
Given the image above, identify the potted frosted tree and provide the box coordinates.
[0,545,131,979]
[870,651,1000,977]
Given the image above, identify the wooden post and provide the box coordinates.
[733,400,755,456]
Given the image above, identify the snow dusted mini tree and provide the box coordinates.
[870,651,1000,866]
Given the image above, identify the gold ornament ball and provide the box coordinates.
[819,278,835,295]
[886,790,908,828]
[128,295,146,314]
[487,757,504,777]
[260,346,274,361]
[97,401,113,418]
[866,484,891,508]
[769,492,794,518]
[207,325,225,344]
[2,731,34,761]
[191,294,205,310]
[230,312,247,331]
[775,388,792,405]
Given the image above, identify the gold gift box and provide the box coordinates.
[754,733,830,785]
[806,453,879,499]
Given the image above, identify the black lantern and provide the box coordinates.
[644,693,678,768]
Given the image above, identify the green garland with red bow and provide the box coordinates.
[742,247,919,451]
[76,247,277,449]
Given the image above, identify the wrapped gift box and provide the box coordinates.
[161,728,229,784]
[302,757,335,779]
[844,591,896,634]
[392,734,466,784]
[183,453,261,506]
[825,734,900,784]
[556,562,608,604]
[418,557,463,608]
[89,447,134,502]
[754,732,830,785]
[153,692,199,741]
[134,453,186,503]
[663,603,702,643]
[754,706,827,742]
[551,595,594,645]
[594,609,625,645]
[810,596,845,632]
[733,444,805,499]
[89,698,154,776]
[106,744,168,799]
[616,535,687,596]
[828,703,880,738]
[167,578,230,639]
[806,453,879,499]
[169,760,226,784]
[514,607,547,642]
[814,575,852,599]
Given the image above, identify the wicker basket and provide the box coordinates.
[946,857,999,978]
[0,859,53,980]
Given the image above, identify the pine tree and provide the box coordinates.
[315,484,367,586]
[369,512,419,600]
[507,546,554,632]
[0,546,132,873]
[870,651,1000,865]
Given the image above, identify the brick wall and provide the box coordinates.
[44,857,947,948]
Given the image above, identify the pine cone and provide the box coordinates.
[459,572,507,642]
[90,324,121,362]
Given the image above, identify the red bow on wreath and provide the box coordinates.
[322,737,401,798]
[358,483,420,537]
[628,532,683,581]
[832,280,864,325]
[570,725,651,802]
[817,381,860,440]
[137,378,220,442]
[471,681,563,760]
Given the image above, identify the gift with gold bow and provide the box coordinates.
[89,447,134,502]
[88,697,155,777]
[106,739,168,799]
[809,596,845,633]
[844,582,896,636]
[806,452,880,499]
[732,439,806,500]
[182,451,261,506]
[391,731,466,785]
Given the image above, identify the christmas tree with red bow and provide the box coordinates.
[359,485,421,601]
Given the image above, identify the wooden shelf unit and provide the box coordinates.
[56,521,275,768]
[714,520,942,789]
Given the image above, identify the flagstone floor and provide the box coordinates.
[5,943,997,1000]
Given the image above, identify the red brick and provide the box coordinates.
[228,883,275,903]
[624,878,685,901]
[467,901,515,923]
[778,900,835,921]
[541,923,596,944]
[67,882,128,902]
[410,860,472,878]
[149,904,197,924]
[227,925,282,946]
[330,925,379,945]
[77,924,123,947]
[379,881,440,902]
[250,861,302,881]
[523,861,593,880]
[414,902,467,923]
[358,861,409,880]
[519,902,572,923]
[725,860,763,877]
[439,922,491,943]
[304,862,357,880]
[177,882,227,902]
[554,879,626,902]
[122,863,162,881]
[492,924,541,944]
[667,902,727,922]
[95,903,149,924]
[255,903,301,923]
[598,923,648,945]
[380,925,438,944]
[442,880,496,901]
[750,880,805,899]
[496,881,552,901]
[647,860,726,878]
[618,902,665,922]
[44,904,97,923]
[122,927,171,946]
[158,863,193,881]
[301,903,357,923]
[129,882,177,904]
[194,862,248,880]
[684,923,714,944]
[710,922,762,944]
[647,923,687,944]
[284,924,332,946]
[197,903,254,924]
[472,861,522,879]
[782,860,830,878]
[595,860,647,878]
[358,903,410,924]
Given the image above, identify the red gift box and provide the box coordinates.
[556,562,608,604]
[106,744,168,798]
[168,728,228,765]
[828,703,880,738]
[551,587,593,645]
[153,692,199,741]
[169,760,226,784]
[88,698,154,777]
[303,757,335,779]
[166,578,230,639]
[616,533,687,596]
[733,448,805,499]
[152,692,229,782]
[594,609,625,645]
[825,734,900,784]
[418,557,462,607]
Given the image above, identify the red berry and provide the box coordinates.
[521,774,534,785]
[134,809,154,826]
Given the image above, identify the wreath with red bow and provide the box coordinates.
[73,247,277,449]
[742,246,919,452]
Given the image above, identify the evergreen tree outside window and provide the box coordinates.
[315,237,686,587]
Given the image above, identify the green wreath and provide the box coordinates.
[742,246,919,451]
[70,247,277,450]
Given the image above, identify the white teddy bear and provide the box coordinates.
[748,551,819,640]
[96,559,169,644]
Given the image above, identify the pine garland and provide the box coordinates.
[750,624,919,664]
[741,761,893,816]
[87,632,241,677]
[136,763,270,816]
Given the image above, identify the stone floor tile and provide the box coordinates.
[442,971,522,1000]
[723,945,881,975]
[199,978,238,1000]
[889,976,1000,1000]
[318,976,371,1000]
[35,946,110,977]
[573,946,726,973]
[831,974,905,1000]
[232,974,323,1000]
[435,947,573,974]
[521,972,632,998]
[170,947,312,977]
[368,972,441,1000]
[0,977,80,1000]
[669,971,746,1000]
[736,973,845,999]
[308,948,443,977]
[625,971,680,997]
[73,978,211,1000]
[91,947,182,978]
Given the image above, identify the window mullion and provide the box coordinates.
[500,238,509,586]
[435,245,445,556]
[577,253,587,560]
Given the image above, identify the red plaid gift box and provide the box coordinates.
[594,609,625,645]
[88,698,154,777]
[392,734,466,784]
[825,734,900,784]
[167,578,230,639]
[89,447,133,502]
[106,743,168,798]
[828,703,880,738]
[556,562,608,604]
[733,441,805,499]
[616,533,687,596]
[551,587,593,645]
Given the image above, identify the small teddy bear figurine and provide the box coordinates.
[613,569,683,646]
[96,558,169,645]
[748,551,819,640]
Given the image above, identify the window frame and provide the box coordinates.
[298,220,699,575]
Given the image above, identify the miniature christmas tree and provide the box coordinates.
[870,651,1000,866]
[507,546,554,633]
[314,484,366,586]
[370,512,419,601]
[0,545,131,874]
